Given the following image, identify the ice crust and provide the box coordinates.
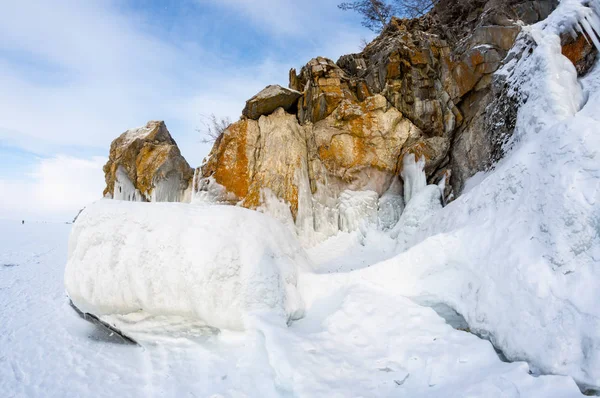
[65,200,310,331]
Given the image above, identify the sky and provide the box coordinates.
[0,0,373,222]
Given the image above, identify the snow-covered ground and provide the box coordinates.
[0,219,583,397]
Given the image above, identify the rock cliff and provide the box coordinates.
[102,0,595,241]
[195,0,569,238]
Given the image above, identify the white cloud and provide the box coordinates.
[0,0,370,154]
[204,0,373,58]
[0,0,372,220]
[0,156,106,222]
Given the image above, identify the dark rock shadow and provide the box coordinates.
[69,300,138,345]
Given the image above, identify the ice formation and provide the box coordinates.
[389,184,443,248]
[400,153,427,205]
[338,190,379,233]
[265,155,427,244]
[112,166,143,202]
[150,172,184,202]
[191,176,236,205]
[378,177,405,230]
[65,200,310,331]
[256,189,297,234]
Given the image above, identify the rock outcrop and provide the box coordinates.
[103,121,194,202]
[103,0,582,240]
[197,0,562,239]
[242,85,302,120]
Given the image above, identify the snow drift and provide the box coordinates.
[64,200,310,331]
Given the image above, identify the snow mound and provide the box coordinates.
[65,200,310,331]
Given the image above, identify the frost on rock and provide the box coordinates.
[338,190,379,233]
[256,189,297,234]
[191,176,237,205]
[401,154,427,205]
[65,200,310,331]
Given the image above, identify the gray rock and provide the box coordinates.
[242,85,302,120]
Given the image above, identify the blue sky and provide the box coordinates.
[0,0,373,221]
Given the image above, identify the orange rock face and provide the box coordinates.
[200,95,422,223]
[202,119,253,201]
[201,109,309,217]
[198,5,534,217]
[561,32,598,76]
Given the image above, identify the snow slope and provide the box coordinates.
[334,0,600,389]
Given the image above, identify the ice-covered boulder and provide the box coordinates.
[65,200,310,331]
[103,121,194,203]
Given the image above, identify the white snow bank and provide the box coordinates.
[64,200,310,331]
[3,219,584,397]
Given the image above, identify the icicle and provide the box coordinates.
[338,190,379,233]
[401,154,427,205]
[580,15,600,51]
[191,167,198,202]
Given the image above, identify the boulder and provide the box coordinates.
[103,121,193,202]
[242,85,302,120]
[199,0,554,222]
[106,0,568,238]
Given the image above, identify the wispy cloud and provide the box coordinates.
[0,0,371,220]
